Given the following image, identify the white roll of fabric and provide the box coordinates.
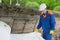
[0,21,11,40]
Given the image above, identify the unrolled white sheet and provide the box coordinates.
[10,32,45,40]
[0,21,45,40]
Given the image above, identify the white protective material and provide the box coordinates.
[0,21,11,40]
[11,32,45,40]
[39,3,46,11]
[0,21,45,40]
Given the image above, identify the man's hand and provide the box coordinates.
[35,29,39,32]
[50,30,54,34]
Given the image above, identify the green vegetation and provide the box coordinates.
[2,0,9,4]
[1,0,60,11]
[25,1,39,8]
[53,6,60,11]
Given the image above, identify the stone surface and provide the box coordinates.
[55,18,60,30]
[0,17,13,27]
[12,20,25,33]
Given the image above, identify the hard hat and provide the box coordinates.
[39,3,47,11]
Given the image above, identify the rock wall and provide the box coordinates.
[0,3,39,33]
[0,14,40,34]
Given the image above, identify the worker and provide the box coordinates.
[35,3,56,40]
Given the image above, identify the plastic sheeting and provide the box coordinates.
[11,32,45,40]
[0,21,11,40]
[0,21,45,40]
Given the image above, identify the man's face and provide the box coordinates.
[40,8,46,15]
[39,9,46,18]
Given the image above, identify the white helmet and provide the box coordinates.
[39,3,47,11]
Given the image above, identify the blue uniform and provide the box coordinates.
[37,11,56,40]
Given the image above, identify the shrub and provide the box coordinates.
[53,6,60,11]
[25,1,39,8]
